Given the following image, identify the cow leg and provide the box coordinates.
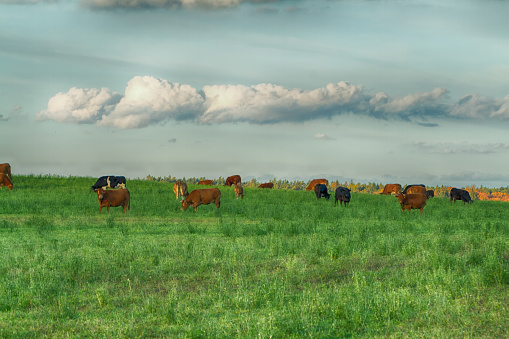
[99,206,102,214]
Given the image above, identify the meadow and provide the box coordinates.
[0,175,508,338]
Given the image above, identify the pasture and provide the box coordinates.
[0,175,508,338]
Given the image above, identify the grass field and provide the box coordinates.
[0,175,508,338]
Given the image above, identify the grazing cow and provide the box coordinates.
[0,173,13,191]
[234,183,244,199]
[173,180,189,200]
[381,183,401,195]
[95,188,130,214]
[91,176,126,190]
[314,184,331,200]
[258,182,274,189]
[306,178,328,191]
[225,175,241,187]
[397,193,427,214]
[335,187,351,207]
[406,185,427,195]
[181,188,221,212]
[0,163,12,181]
[198,180,213,185]
[450,188,473,204]
[426,190,435,199]
[402,184,425,194]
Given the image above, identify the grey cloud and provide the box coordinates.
[80,0,281,10]
[168,138,177,143]
[0,114,7,122]
[0,0,57,4]
[450,94,509,119]
[412,141,509,155]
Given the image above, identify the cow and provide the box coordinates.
[0,163,12,181]
[198,180,213,185]
[0,173,13,191]
[402,184,425,194]
[234,183,244,199]
[306,178,328,191]
[173,180,189,200]
[91,176,126,190]
[450,188,473,204]
[381,183,401,195]
[181,188,221,212]
[335,187,351,207]
[406,185,427,195]
[426,190,435,199]
[258,182,274,189]
[95,188,130,214]
[314,183,331,200]
[397,193,427,214]
[225,175,241,187]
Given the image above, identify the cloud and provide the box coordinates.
[168,138,177,143]
[0,114,7,122]
[97,76,204,129]
[80,0,280,10]
[37,75,507,129]
[36,87,121,124]
[450,94,509,119]
[0,0,57,4]
[314,133,335,140]
[412,141,509,155]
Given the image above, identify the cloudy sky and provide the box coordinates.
[1,0,509,187]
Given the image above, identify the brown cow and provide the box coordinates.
[95,188,130,214]
[198,180,213,185]
[381,183,401,195]
[406,185,427,195]
[181,188,221,212]
[173,180,189,200]
[0,173,13,191]
[234,183,244,199]
[225,175,241,187]
[397,193,427,214]
[258,182,274,189]
[0,163,12,181]
[305,178,328,191]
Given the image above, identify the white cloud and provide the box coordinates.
[37,75,509,129]
[36,87,120,124]
[314,133,335,140]
[97,76,204,129]
[200,81,367,124]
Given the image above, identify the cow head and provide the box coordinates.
[95,188,104,201]
[181,199,190,211]
[396,193,405,203]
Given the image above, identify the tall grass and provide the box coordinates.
[0,175,508,337]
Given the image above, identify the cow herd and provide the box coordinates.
[0,163,474,215]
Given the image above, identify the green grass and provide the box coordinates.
[0,175,508,337]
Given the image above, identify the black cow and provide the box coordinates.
[402,184,426,194]
[314,184,330,200]
[91,176,127,190]
[426,190,435,199]
[335,187,351,207]
[450,188,473,204]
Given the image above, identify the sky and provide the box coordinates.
[1,0,509,187]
